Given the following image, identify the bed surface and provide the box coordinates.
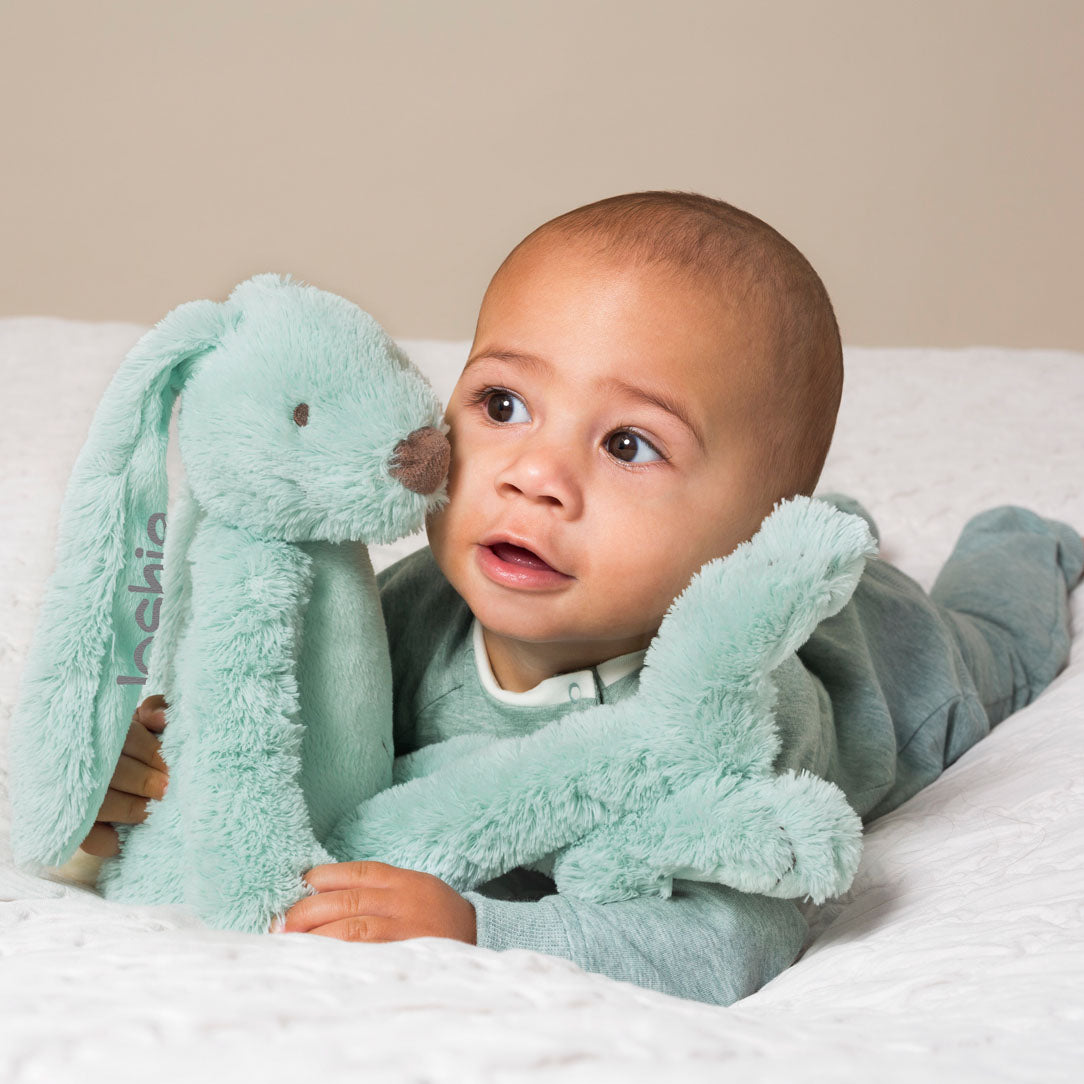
[1,317,1081,1082]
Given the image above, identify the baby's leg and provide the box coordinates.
[928,505,1083,731]
[802,498,1080,823]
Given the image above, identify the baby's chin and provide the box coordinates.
[466,587,658,654]
[463,591,583,644]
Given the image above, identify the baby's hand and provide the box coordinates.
[79,694,170,857]
[270,861,477,945]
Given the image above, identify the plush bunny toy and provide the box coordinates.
[9,273,449,934]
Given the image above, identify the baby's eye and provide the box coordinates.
[605,430,663,464]
[484,389,531,424]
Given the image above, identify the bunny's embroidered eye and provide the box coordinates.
[293,403,309,427]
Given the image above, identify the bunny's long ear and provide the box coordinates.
[9,298,231,869]
[638,495,878,706]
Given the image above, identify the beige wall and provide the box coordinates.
[2,0,1081,348]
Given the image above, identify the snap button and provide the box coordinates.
[568,682,581,701]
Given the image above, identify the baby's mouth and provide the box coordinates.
[487,541,556,573]
[476,537,574,588]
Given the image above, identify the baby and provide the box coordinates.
[81,191,1084,1005]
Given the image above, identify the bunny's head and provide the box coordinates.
[177,273,448,543]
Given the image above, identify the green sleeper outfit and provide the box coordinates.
[375,494,1084,1007]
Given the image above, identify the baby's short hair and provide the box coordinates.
[504,191,843,502]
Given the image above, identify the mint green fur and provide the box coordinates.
[9,274,446,933]
[11,275,877,934]
[328,495,878,905]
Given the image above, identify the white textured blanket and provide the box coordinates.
[1,318,1081,1082]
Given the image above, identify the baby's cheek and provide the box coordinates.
[632,542,708,612]
[596,551,674,624]
[425,509,455,571]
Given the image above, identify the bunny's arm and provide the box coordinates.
[391,733,494,784]
[325,698,675,888]
[178,519,331,933]
[552,769,862,906]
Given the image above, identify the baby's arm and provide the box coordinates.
[276,861,808,1005]
[462,877,807,1006]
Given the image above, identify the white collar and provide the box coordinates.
[471,619,646,706]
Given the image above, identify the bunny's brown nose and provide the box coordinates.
[389,426,451,495]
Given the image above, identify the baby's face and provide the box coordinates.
[426,236,774,656]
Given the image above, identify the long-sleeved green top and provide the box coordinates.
[375,495,1084,1006]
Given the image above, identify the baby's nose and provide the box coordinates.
[389,426,451,495]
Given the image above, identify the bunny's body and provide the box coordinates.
[10,274,449,934]
[100,496,397,930]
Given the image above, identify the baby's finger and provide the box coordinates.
[277,886,390,934]
[97,786,150,825]
[136,695,169,734]
[81,822,120,858]
[121,717,167,772]
[306,916,396,943]
[110,752,168,800]
[302,861,400,892]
